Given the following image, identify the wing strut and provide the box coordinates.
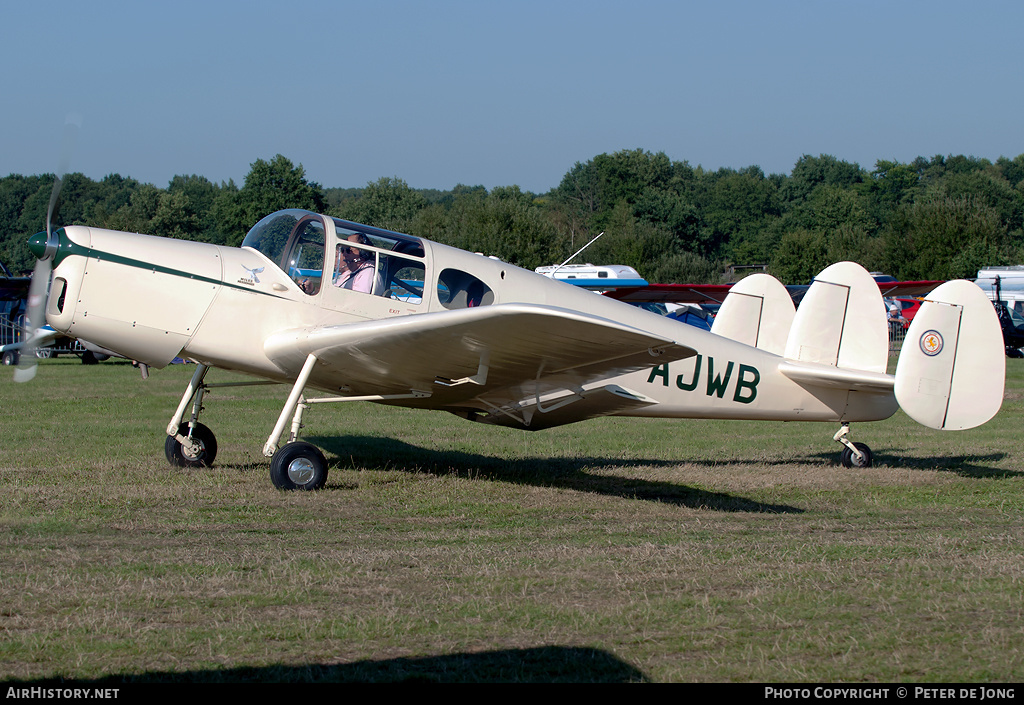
[262,353,435,457]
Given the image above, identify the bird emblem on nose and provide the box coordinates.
[242,265,265,283]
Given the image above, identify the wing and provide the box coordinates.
[0,325,61,354]
[603,283,734,305]
[875,280,944,298]
[607,280,944,307]
[788,279,944,304]
[264,303,696,421]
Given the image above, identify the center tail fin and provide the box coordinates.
[783,262,889,374]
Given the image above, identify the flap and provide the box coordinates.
[464,384,660,430]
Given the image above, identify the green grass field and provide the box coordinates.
[1,357,1022,683]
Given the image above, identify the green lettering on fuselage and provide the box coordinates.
[676,354,701,391]
[706,358,734,398]
[648,363,670,386]
[733,364,759,404]
[645,355,760,404]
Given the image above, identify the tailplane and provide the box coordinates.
[894,280,1004,430]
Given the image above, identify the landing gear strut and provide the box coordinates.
[834,423,873,468]
[261,353,431,491]
[165,363,282,472]
[165,364,217,467]
[164,355,430,490]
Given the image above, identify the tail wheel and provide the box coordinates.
[270,442,328,491]
[165,422,218,468]
[840,442,873,468]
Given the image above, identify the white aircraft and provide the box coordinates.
[16,208,1005,490]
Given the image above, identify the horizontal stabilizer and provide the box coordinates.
[711,273,795,355]
[894,280,1004,430]
[784,262,888,374]
[779,360,894,393]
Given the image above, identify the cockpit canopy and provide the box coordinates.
[242,210,426,266]
[241,209,430,301]
[240,210,495,311]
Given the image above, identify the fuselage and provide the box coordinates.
[41,210,897,426]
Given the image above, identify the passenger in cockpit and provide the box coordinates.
[334,234,378,293]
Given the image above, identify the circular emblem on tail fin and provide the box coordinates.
[920,330,944,356]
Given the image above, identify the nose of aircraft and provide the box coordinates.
[28,230,59,261]
[28,231,46,259]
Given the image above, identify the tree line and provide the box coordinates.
[2,149,1023,284]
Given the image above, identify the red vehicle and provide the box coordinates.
[891,298,922,329]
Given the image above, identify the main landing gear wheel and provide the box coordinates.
[270,442,328,491]
[165,422,218,468]
[840,442,873,468]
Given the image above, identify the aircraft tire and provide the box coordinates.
[1,350,18,366]
[270,442,328,491]
[840,442,873,469]
[165,422,218,468]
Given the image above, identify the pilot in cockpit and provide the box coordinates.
[334,233,381,294]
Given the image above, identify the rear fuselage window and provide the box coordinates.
[437,269,493,309]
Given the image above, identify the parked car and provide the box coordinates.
[893,298,922,328]
[665,304,714,331]
[994,301,1024,357]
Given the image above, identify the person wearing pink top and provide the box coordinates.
[334,234,377,293]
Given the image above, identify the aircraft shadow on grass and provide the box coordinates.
[12,646,650,684]
[303,433,803,514]
[804,449,1016,479]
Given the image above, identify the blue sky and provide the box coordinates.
[3,0,1022,193]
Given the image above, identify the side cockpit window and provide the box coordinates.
[332,223,428,306]
[437,268,494,309]
[334,235,384,294]
[386,259,427,304]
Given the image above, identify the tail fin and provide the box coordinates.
[711,273,795,355]
[784,262,888,374]
[894,280,1004,430]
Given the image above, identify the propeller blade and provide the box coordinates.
[14,243,55,382]
[14,114,79,382]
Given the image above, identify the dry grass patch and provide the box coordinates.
[2,359,1024,681]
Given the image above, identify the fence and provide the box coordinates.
[0,312,88,364]
[888,323,907,355]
